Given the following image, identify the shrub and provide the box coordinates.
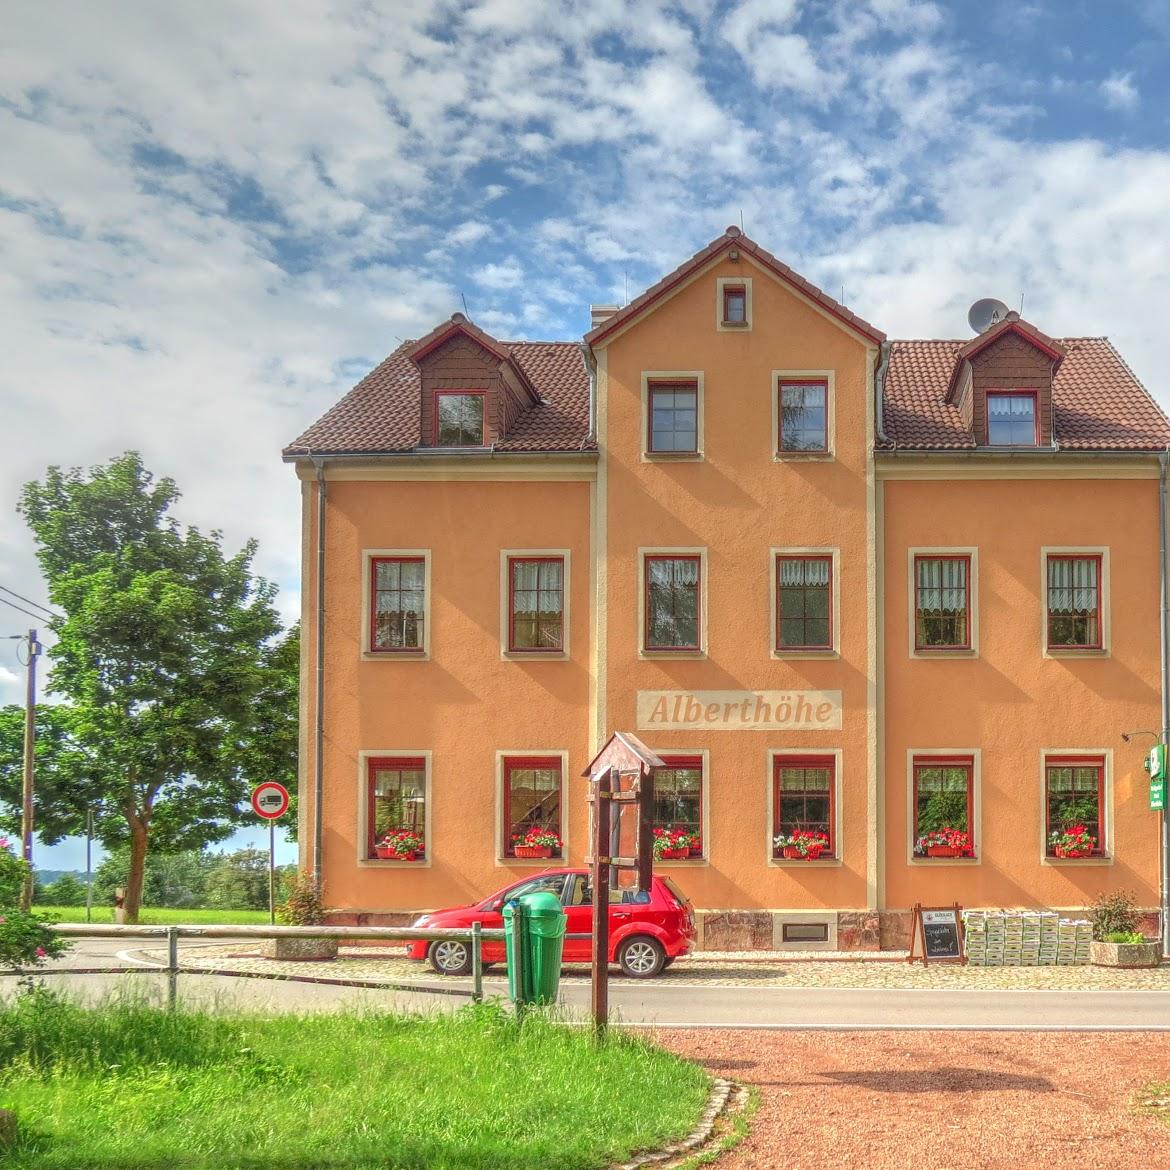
[0,838,30,906]
[0,910,69,970]
[1089,889,1140,941]
[276,871,324,925]
[1103,930,1146,944]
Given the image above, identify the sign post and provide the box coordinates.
[251,782,290,924]
[907,903,966,967]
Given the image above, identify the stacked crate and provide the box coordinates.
[961,910,1091,966]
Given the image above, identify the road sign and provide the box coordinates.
[1147,745,1167,782]
[1152,778,1167,812]
[251,782,289,820]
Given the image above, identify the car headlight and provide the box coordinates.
[410,914,432,929]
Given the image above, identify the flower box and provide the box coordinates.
[1089,940,1160,968]
[658,847,689,860]
[375,847,396,859]
[926,845,961,858]
[514,845,552,859]
[781,845,824,860]
[267,937,339,962]
[1054,846,1094,859]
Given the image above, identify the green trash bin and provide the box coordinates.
[503,891,566,1006]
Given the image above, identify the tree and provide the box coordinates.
[0,453,288,921]
[91,846,216,909]
[44,872,86,906]
[205,848,271,910]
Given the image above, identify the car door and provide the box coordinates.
[480,872,568,962]
[560,874,593,961]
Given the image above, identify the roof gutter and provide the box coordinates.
[283,448,597,464]
[875,448,1166,460]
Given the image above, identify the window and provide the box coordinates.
[912,756,974,858]
[434,391,485,446]
[652,756,703,858]
[647,381,698,454]
[508,557,564,653]
[370,557,426,652]
[367,757,427,860]
[776,555,832,651]
[778,379,828,453]
[1045,756,1105,857]
[1047,555,1102,650]
[644,555,701,651]
[503,757,563,858]
[772,756,835,859]
[914,556,970,650]
[722,285,747,325]
[987,392,1037,446]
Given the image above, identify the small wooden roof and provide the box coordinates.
[581,731,664,779]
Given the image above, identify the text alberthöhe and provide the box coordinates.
[637,690,842,731]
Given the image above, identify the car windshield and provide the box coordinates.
[495,873,566,905]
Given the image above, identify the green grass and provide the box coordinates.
[34,906,271,925]
[0,989,709,1169]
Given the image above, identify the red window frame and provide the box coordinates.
[1046,553,1103,651]
[652,754,704,858]
[912,755,975,856]
[777,378,829,454]
[913,554,972,652]
[507,556,565,653]
[722,284,747,324]
[643,554,702,652]
[432,389,487,447]
[502,756,563,858]
[775,554,833,651]
[646,380,699,455]
[366,756,426,859]
[985,389,1039,447]
[369,555,426,654]
[772,754,836,858]
[1044,754,1105,857]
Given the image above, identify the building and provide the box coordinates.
[283,227,1170,949]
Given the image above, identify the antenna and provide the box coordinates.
[460,291,470,317]
[967,297,1010,334]
[623,271,628,305]
[1019,292,1025,317]
[739,209,744,232]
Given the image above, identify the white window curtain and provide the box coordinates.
[1048,558,1097,613]
[780,558,829,588]
[917,558,966,612]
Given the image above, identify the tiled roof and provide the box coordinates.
[584,226,886,347]
[882,337,1170,451]
[283,339,594,457]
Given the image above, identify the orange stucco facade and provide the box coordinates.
[288,231,1167,948]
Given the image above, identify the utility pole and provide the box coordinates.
[20,628,39,911]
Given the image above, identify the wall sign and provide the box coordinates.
[907,903,966,967]
[637,689,842,732]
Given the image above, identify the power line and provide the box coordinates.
[0,595,47,624]
[0,586,59,621]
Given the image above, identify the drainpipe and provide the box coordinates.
[311,455,327,886]
[579,342,597,443]
[874,341,892,446]
[1160,451,1169,958]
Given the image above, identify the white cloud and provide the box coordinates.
[472,257,525,290]
[1100,71,1139,111]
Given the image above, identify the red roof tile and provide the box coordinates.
[283,339,593,457]
[584,226,886,347]
[882,337,1170,451]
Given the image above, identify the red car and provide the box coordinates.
[406,868,695,978]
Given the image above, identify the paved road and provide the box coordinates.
[12,937,1170,1029]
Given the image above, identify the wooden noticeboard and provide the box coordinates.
[907,903,965,966]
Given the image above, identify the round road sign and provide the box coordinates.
[251,781,290,820]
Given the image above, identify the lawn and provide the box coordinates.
[0,989,710,1170]
[35,905,271,925]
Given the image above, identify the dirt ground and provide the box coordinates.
[655,1029,1170,1170]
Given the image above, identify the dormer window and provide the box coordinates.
[986,391,1037,446]
[722,285,747,325]
[435,391,486,447]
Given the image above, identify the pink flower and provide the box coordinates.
[35,947,45,958]
[0,917,7,925]
[0,838,9,850]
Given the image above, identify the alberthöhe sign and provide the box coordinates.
[637,689,842,731]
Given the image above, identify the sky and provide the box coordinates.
[3,0,1170,868]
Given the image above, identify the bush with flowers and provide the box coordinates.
[1049,823,1096,858]
[773,829,830,859]
[376,829,425,860]
[915,826,974,857]
[0,837,69,969]
[511,827,562,857]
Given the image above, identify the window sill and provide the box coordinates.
[495,856,566,868]
[768,857,842,868]
[774,452,833,462]
[910,648,977,659]
[361,650,429,662]
[359,858,432,869]
[655,857,709,867]
[1044,647,1109,659]
[771,649,839,660]
[501,650,568,662]
[1041,854,1113,866]
[907,856,980,867]
[639,650,707,660]
[719,320,750,329]
[643,451,704,462]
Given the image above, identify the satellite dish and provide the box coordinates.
[968,298,1010,334]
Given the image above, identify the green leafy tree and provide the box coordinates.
[43,873,86,906]
[205,848,271,910]
[0,453,290,922]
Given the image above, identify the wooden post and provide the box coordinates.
[19,629,37,912]
[510,900,526,1015]
[471,920,483,1003]
[591,766,613,1035]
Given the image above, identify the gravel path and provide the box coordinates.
[654,1029,1170,1170]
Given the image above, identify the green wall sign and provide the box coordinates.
[1152,778,1167,812]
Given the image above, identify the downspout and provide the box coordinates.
[1160,451,1169,958]
[874,340,892,446]
[579,342,597,442]
[311,455,327,886]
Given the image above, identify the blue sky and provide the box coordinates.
[3,0,1170,868]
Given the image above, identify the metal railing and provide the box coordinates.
[34,922,509,1009]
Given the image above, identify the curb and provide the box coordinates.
[612,1077,742,1170]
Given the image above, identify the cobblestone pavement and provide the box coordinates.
[138,943,1170,991]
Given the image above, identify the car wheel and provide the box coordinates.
[428,940,472,976]
[662,957,675,969]
[616,936,666,979]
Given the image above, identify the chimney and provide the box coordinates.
[590,304,620,329]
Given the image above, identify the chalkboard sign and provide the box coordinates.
[907,903,965,966]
